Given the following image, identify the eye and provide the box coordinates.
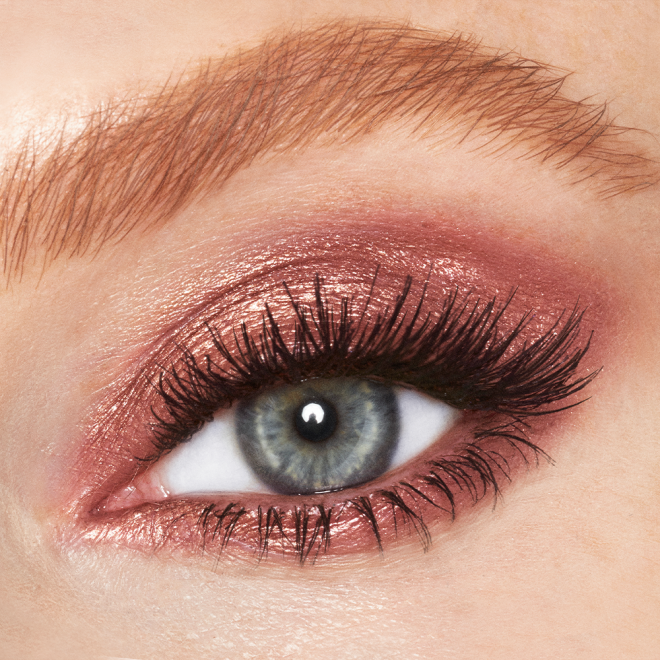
[109,379,459,504]
[91,272,597,562]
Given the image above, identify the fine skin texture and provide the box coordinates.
[1,2,660,660]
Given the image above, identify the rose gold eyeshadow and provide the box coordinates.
[54,214,616,562]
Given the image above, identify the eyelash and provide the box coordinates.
[101,272,597,564]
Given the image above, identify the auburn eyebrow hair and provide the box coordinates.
[1,21,658,281]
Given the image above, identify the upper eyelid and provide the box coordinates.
[144,273,595,461]
[1,21,657,283]
[70,251,600,501]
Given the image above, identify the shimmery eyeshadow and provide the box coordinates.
[54,215,614,562]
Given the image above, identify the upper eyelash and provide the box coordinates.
[149,271,596,458]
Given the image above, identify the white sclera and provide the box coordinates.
[159,388,461,495]
[161,409,268,494]
[389,388,461,469]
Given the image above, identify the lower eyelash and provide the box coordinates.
[208,418,547,562]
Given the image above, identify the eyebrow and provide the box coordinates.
[1,21,658,281]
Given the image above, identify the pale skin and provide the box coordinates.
[1,2,660,659]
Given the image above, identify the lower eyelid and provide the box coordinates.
[84,409,552,563]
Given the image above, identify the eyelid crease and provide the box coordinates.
[1,20,658,282]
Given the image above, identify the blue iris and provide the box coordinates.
[236,378,399,494]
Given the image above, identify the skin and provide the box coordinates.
[1,1,660,659]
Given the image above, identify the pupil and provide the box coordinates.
[294,398,338,443]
